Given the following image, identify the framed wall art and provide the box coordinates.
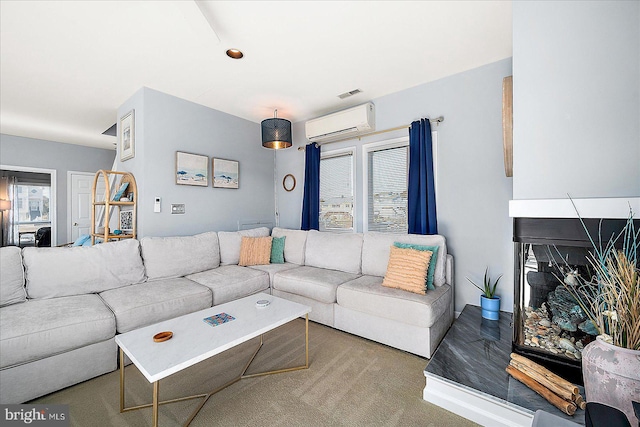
[175,151,208,186]
[119,110,135,161]
[212,158,239,189]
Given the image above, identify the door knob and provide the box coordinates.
[73,222,79,226]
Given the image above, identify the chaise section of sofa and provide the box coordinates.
[268,229,454,359]
[333,232,454,358]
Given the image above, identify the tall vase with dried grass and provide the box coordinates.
[553,205,639,424]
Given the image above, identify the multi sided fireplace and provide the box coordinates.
[512,216,637,385]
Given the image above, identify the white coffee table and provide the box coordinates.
[115,292,311,427]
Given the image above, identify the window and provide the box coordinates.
[16,184,50,222]
[362,132,438,233]
[319,148,355,232]
[364,138,409,233]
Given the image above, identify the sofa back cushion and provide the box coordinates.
[141,231,219,279]
[0,246,26,307]
[24,239,146,299]
[361,232,448,286]
[218,227,270,265]
[271,228,308,265]
[305,230,363,274]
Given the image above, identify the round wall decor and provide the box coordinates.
[283,174,296,192]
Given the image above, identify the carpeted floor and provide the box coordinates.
[32,319,478,426]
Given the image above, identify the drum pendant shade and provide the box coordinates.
[261,109,292,149]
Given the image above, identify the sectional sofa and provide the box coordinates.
[0,227,453,404]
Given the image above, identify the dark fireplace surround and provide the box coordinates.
[512,217,638,385]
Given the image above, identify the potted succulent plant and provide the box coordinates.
[552,208,639,424]
[467,268,502,321]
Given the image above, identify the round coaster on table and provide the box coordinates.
[256,299,271,308]
[153,331,173,342]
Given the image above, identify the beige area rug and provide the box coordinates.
[32,319,478,427]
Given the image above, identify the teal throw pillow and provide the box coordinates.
[393,242,439,290]
[270,236,286,264]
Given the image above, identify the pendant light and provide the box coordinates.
[261,109,292,149]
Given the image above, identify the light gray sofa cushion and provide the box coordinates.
[99,278,212,333]
[0,247,25,307]
[0,294,115,369]
[361,232,448,286]
[304,230,363,274]
[186,265,269,305]
[271,228,308,265]
[272,266,359,304]
[248,263,299,283]
[336,275,452,328]
[140,232,219,280]
[218,227,271,265]
[24,239,146,299]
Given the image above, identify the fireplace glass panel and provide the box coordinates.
[514,243,597,375]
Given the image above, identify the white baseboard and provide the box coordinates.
[423,373,533,427]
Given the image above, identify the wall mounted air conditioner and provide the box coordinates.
[305,102,375,144]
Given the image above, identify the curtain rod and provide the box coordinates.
[297,116,444,150]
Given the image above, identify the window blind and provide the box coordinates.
[367,146,408,233]
[319,153,353,231]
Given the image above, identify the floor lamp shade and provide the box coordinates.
[0,199,10,211]
[261,111,292,149]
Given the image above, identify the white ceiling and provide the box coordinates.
[0,1,512,150]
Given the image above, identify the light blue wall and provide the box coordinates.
[116,87,275,238]
[276,58,514,313]
[512,0,640,199]
[0,134,116,244]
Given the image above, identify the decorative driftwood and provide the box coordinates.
[510,353,579,395]
[509,360,574,401]
[575,394,586,410]
[506,365,577,416]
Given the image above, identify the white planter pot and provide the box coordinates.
[581,335,640,425]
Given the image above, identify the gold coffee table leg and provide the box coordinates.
[152,381,159,427]
[119,348,125,412]
[241,314,309,378]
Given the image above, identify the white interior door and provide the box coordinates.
[69,172,95,241]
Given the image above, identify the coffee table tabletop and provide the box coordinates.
[115,292,311,383]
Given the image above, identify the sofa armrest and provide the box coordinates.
[445,254,454,286]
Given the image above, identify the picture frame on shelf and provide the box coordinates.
[119,110,135,161]
[212,158,239,189]
[119,210,133,232]
[176,151,208,186]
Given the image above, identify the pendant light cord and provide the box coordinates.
[274,149,279,227]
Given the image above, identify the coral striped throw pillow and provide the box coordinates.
[238,236,273,266]
[382,245,432,295]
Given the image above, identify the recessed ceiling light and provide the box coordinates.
[226,49,244,59]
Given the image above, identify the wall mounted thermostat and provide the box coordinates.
[154,197,161,213]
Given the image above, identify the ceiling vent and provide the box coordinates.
[338,89,362,99]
